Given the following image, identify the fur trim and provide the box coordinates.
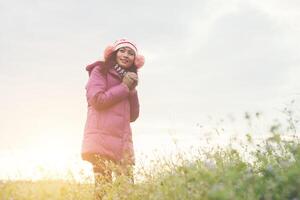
[134,55,145,69]
[103,45,114,60]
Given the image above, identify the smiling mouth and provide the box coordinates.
[120,59,128,63]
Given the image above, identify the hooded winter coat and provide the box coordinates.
[81,61,139,165]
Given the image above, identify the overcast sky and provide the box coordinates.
[1,0,300,154]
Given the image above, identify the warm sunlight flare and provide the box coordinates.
[0,129,211,182]
[0,132,88,181]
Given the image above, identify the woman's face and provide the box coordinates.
[116,47,135,69]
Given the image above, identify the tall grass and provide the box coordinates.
[1,103,299,200]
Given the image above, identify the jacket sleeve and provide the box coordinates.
[129,89,140,122]
[86,66,130,110]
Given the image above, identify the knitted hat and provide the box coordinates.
[103,38,145,69]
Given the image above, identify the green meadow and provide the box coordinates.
[1,109,299,200]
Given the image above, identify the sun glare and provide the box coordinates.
[0,131,92,181]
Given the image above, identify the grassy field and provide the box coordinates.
[1,110,300,200]
[1,132,299,200]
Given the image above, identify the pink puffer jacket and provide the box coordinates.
[81,61,139,165]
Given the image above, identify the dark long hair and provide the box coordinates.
[103,50,137,74]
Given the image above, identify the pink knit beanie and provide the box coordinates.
[103,38,145,69]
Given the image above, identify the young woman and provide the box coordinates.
[81,38,144,199]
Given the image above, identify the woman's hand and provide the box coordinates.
[127,72,138,90]
[123,72,138,90]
